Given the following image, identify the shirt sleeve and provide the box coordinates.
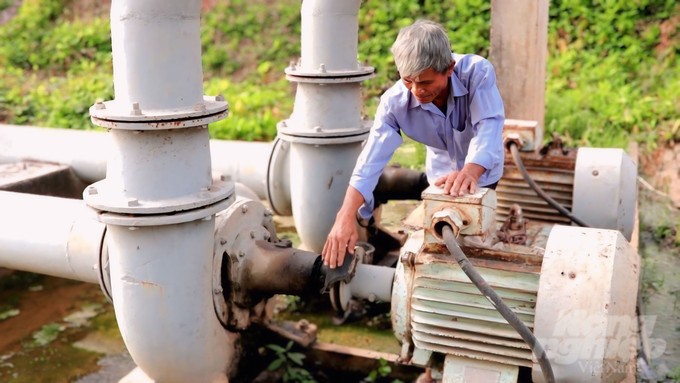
[465,60,505,171]
[349,96,403,219]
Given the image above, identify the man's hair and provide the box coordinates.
[391,20,453,79]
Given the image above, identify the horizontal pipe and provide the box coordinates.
[0,191,105,283]
[349,264,395,302]
[0,124,272,199]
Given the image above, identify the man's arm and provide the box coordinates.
[322,95,403,268]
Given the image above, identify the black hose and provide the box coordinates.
[508,142,590,227]
[441,225,556,383]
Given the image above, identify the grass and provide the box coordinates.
[0,0,677,152]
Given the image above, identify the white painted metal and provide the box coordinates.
[443,354,519,383]
[0,191,105,284]
[107,219,235,382]
[290,142,364,252]
[348,263,395,302]
[289,83,362,132]
[82,0,236,381]
[108,0,203,114]
[572,148,637,241]
[0,124,109,183]
[300,0,362,73]
[532,226,639,383]
[0,124,272,199]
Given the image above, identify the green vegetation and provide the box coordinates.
[266,341,316,383]
[0,0,678,149]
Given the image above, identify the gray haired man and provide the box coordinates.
[322,20,505,268]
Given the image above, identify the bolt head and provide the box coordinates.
[238,251,245,257]
[241,205,248,214]
[215,94,225,102]
[220,174,232,182]
[127,198,139,207]
[213,287,223,294]
[220,238,227,245]
[289,61,296,70]
[87,186,98,195]
[592,170,599,176]
[314,126,323,132]
[250,231,255,239]
[319,63,326,73]
[131,102,140,110]
[94,101,105,110]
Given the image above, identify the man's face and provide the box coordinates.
[401,66,451,105]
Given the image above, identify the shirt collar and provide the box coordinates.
[408,71,469,109]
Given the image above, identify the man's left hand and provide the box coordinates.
[434,163,486,196]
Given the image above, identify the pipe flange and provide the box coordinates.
[266,137,292,216]
[285,66,375,84]
[84,180,234,215]
[97,231,113,301]
[277,119,372,145]
[89,96,228,130]
[90,194,235,227]
[212,197,277,329]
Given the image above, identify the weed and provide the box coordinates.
[266,341,316,383]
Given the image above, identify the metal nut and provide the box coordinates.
[94,101,105,110]
[87,186,98,195]
[503,133,524,151]
[250,231,255,239]
[220,238,227,245]
[220,174,232,182]
[592,170,599,176]
[238,251,245,258]
[241,205,248,214]
[289,61,296,70]
[130,102,142,116]
[215,95,225,102]
[318,63,326,73]
[213,287,223,294]
[127,198,140,207]
[314,126,323,132]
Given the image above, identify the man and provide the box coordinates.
[322,20,504,268]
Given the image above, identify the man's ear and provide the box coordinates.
[446,60,455,76]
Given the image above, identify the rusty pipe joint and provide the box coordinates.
[430,208,470,242]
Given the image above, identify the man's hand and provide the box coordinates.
[322,213,358,269]
[434,163,485,196]
[322,186,365,269]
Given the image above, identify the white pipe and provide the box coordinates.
[0,124,272,199]
[286,0,367,253]
[0,191,105,284]
[107,219,234,382]
[300,0,361,72]
[0,125,109,183]
[89,0,233,381]
[110,0,204,112]
[349,264,395,302]
[290,83,362,131]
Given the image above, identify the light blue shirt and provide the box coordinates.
[350,53,505,219]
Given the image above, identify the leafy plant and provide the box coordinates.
[267,341,316,383]
[363,358,392,382]
[668,364,680,382]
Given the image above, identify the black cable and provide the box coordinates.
[441,225,556,383]
[508,142,590,227]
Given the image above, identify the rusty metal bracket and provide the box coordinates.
[497,204,528,245]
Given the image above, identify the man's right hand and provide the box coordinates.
[322,213,358,269]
